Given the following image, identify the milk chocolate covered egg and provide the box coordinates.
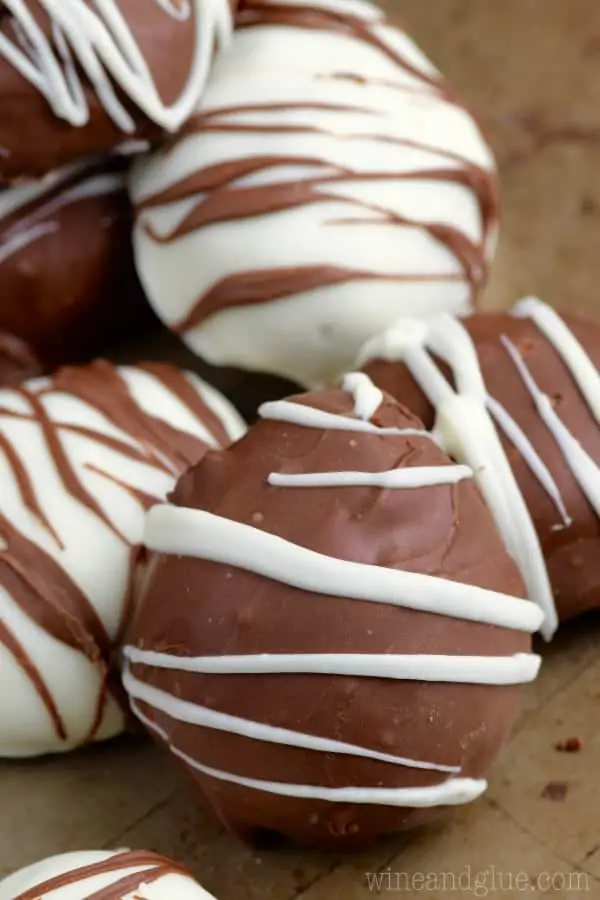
[0,0,233,180]
[124,374,541,849]
[0,155,150,367]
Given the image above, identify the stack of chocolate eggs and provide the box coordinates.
[2,0,599,893]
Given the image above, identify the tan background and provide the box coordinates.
[2,3,600,898]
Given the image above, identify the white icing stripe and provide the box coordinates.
[0,222,59,265]
[514,297,600,424]
[144,505,544,633]
[0,169,125,268]
[114,138,152,155]
[501,336,600,518]
[0,157,124,221]
[125,646,541,685]
[268,465,473,489]
[123,667,460,772]
[342,372,384,420]
[132,701,488,809]
[0,0,231,133]
[259,399,431,438]
[358,316,559,640]
[486,394,572,529]
[403,331,557,641]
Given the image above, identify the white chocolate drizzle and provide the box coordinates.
[125,647,539,685]
[126,375,541,810]
[500,330,600,518]
[268,466,472,489]
[341,371,384,420]
[0,156,125,267]
[513,297,600,423]
[123,667,460,772]
[359,297,600,639]
[359,315,559,640]
[0,0,232,133]
[259,398,431,438]
[485,395,572,529]
[132,700,489,809]
[143,505,542,633]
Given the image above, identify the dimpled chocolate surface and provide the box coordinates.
[363,311,600,622]
[127,387,531,849]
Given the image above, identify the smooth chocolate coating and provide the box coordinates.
[363,311,600,622]
[0,155,152,367]
[128,387,530,849]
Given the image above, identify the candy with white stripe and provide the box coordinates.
[0,0,232,179]
[360,296,600,627]
[125,374,537,849]
[0,154,149,366]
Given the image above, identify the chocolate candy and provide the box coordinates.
[0,0,232,180]
[360,298,600,631]
[0,154,152,367]
[124,373,541,849]
[0,359,244,757]
[131,0,498,388]
[0,849,216,899]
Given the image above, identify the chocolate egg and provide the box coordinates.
[124,373,541,849]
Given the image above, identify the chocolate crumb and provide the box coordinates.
[541,781,568,801]
[555,737,583,753]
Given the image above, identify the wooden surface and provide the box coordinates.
[3,3,600,898]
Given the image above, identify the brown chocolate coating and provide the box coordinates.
[363,311,600,622]
[0,155,153,367]
[0,1,198,180]
[128,387,529,849]
[0,331,41,384]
